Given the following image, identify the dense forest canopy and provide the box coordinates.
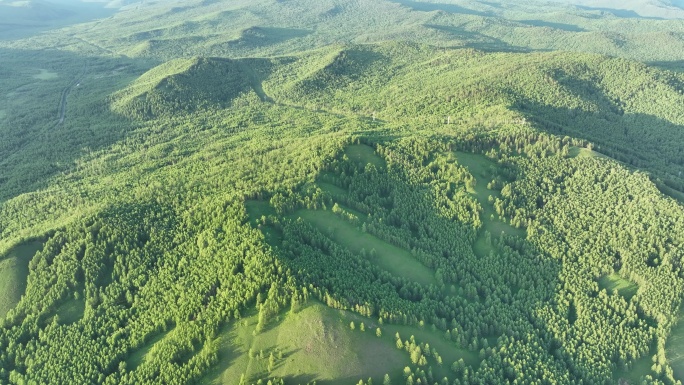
[1,1,684,384]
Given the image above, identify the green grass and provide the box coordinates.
[568,147,614,162]
[379,321,480,379]
[454,151,525,257]
[126,329,173,371]
[200,319,245,385]
[32,69,58,80]
[245,200,282,246]
[0,240,43,319]
[55,297,85,325]
[245,200,276,225]
[568,147,596,159]
[597,274,638,300]
[667,311,684,382]
[206,302,409,385]
[344,144,386,170]
[316,181,349,198]
[613,352,654,385]
[293,209,437,286]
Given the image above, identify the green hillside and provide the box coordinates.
[1,1,684,385]
[110,57,265,119]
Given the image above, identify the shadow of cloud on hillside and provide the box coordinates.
[391,0,493,17]
[425,24,531,52]
[231,27,313,46]
[519,19,587,32]
[647,60,684,73]
[206,26,313,58]
[575,5,665,20]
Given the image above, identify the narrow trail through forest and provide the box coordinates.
[53,59,88,128]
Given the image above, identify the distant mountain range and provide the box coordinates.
[550,0,684,18]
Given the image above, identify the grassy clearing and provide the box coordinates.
[567,146,616,162]
[667,311,684,381]
[568,147,597,158]
[200,319,245,385]
[453,151,494,193]
[472,234,493,258]
[597,274,638,300]
[316,181,349,198]
[614,353,654,384]
[379,321,480,379]
[126,329,174,371]
[453,151,524,257]
[0,240,43,319]
[32,69,58,80]
[245,200,282,246]
[344,144,386,170]
[245,200,276,225]
[55,297,85,325]
[453,151,523,234]
[294,209,436,286]
[207,302,409,385]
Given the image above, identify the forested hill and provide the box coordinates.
[1,1,684,385]
[10,0,684,63]
[113,44,684,191]
[110,57,262,119]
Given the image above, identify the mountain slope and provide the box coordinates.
[2,1,684,385]
[259,44,684,189]
[111,57,266,119]
[10,0,683,62]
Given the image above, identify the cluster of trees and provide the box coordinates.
[395,333,444,367]
[248,131,684,384]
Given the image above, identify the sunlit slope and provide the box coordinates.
[250,43,684,189]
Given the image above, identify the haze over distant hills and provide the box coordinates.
[0,0,113,38]
[552,0,684,19]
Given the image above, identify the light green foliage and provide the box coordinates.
[0,1,684,384]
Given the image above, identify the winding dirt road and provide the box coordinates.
[54,60,88,128]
